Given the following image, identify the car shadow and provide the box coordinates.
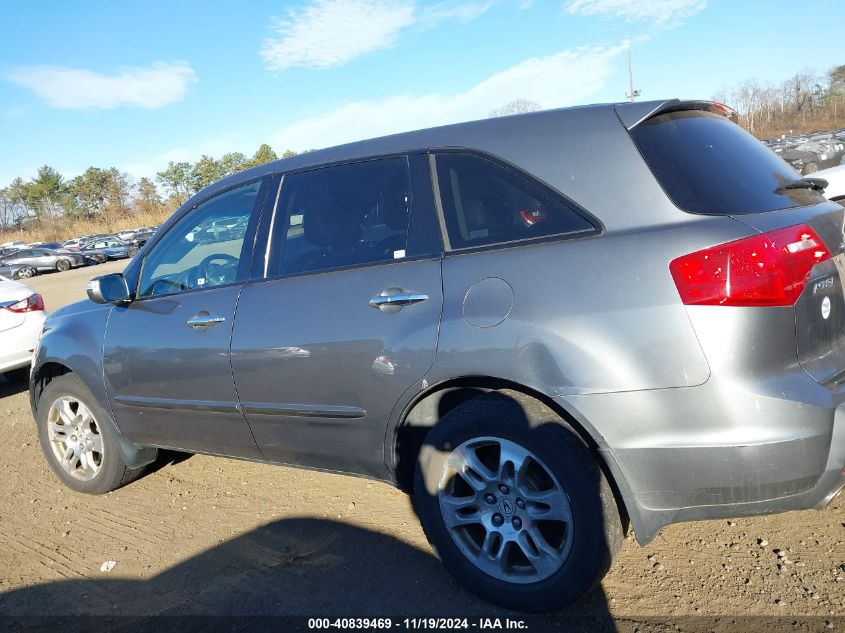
[0,373,30,397]
[0,517,616,628]
[0,392,620,630]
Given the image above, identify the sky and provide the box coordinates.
[1,0,843,188]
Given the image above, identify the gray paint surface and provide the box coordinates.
[31,100,845,545]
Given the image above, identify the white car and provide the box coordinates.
[815,164,845,204]
[0,275,47,382]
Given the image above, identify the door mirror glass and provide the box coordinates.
[87,273,131,304]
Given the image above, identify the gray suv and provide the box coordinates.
[30,99,845,611]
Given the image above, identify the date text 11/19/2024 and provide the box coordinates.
[307,618,528,630]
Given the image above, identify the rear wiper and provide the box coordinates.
[774,177,828,193]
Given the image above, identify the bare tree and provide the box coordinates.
[488,99,542,118]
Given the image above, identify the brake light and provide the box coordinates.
[5,293,45,313]
[670,224,830,306]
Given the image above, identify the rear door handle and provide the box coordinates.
[369,289,428,312]
[187,314,226,329]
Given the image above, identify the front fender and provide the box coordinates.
[30,300,157,469]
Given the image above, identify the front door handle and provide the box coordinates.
[369,289,429,312]
[187,314,226,329]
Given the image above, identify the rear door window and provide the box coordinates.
[433,153,597,249]
[629,109,828,214]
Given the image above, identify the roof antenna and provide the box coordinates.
[626,48,641,102]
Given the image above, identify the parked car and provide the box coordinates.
[815,164,845,204]
[79,237,132,260]
[0,275,46,382]
[30,99,845,612]
[781,140,845,174]
[79,250,108,264]
[0,247,86,272]
[126,229,155,256]
[28,242,64,250]
[61,237,88,252]
[115,229,137,242]
[0,263,37,280]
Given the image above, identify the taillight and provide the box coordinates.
[5,293,45,313]
[670,224,830,306]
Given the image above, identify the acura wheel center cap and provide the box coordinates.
[498,497,516,516]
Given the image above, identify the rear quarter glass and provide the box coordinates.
[630,110,828,215]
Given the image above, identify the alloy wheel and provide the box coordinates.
[436,436,574,584]
[46,396,104,481]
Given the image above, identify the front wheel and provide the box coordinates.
[414,390,623,612]
[36,373,147,494]
[55,258,71,272]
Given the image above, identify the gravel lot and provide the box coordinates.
[0,263,842,628]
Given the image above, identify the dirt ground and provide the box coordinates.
[0,262,843,628]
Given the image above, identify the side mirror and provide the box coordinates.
[87,273,131,305]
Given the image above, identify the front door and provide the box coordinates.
[231,155,444,477]
[104,179,269,458]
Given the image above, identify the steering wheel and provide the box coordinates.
[195,253,239,288]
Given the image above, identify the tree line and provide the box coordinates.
[0,144,296,233]
[714,64,845,138]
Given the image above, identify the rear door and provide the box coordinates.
[231,154,444,477]
[104,178,271,457]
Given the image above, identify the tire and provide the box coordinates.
[13,267,34,279]
[127,246,139,257]
[3,366,30,383]
[35,373,147,494]
[413,390,623,612]
[803,162,819,175]
[55,258,71,272]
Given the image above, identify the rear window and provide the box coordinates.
[435,153,597,249]
[630,110,827,215]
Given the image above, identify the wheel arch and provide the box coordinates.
[387,375,633,537]
[30,361,72,414]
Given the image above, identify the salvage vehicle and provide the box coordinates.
[781,139,845,174]
[80,237,133,260]
[0,247,87,273]
[30,100,845,611]
[0,263,36,280]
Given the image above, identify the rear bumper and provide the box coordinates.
[561,373,845,544]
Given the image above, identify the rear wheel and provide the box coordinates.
[13,266,35,279]
[803,162,819,175]
[127,246,139,257]
[55,258,71,272]
[36,373,147,494]
[413,390,623,612]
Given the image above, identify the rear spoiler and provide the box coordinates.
[614,99,739,130]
